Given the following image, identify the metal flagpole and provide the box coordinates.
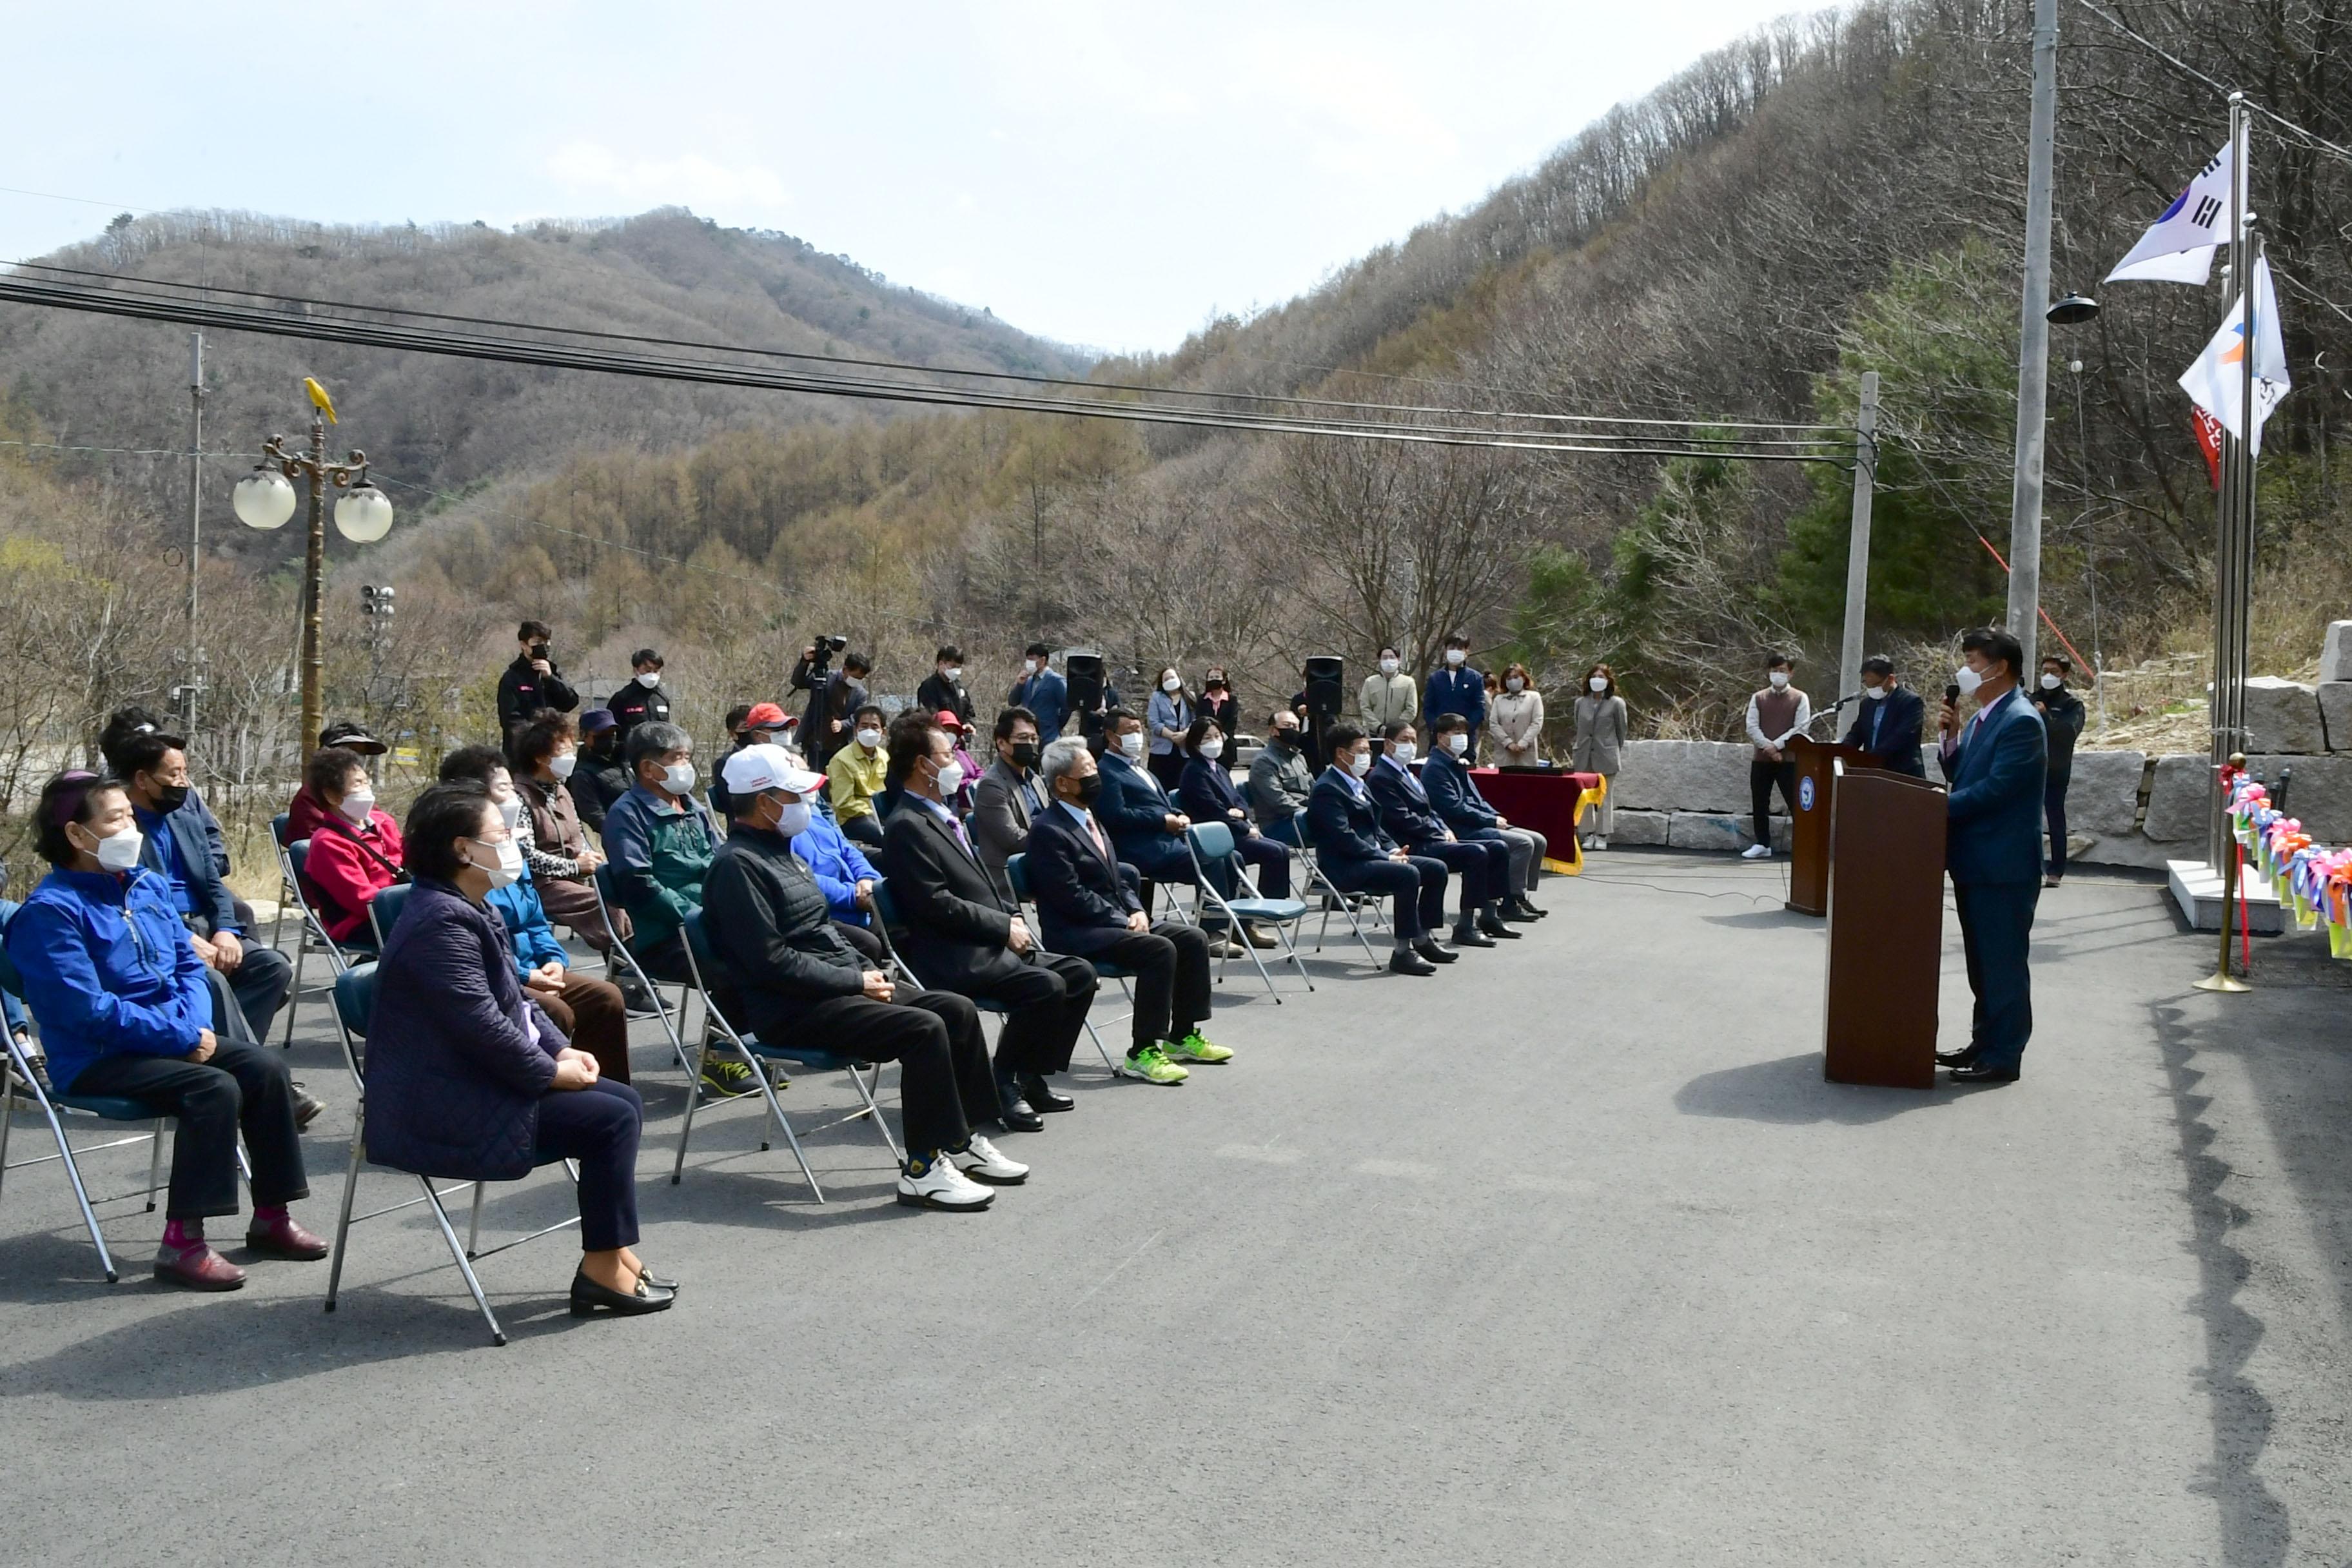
[2206,96,2251,872]
[2004,0,2059,672]
[184,331,204,737]
[1836,371,1880,707]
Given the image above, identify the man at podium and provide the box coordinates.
[1841,655,1925,777]
[1935,627,2048,1086]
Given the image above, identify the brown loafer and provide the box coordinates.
[245,1214,330,1260]
[155,1243,247,1291]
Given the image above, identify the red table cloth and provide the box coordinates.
[1469,768,1605,872]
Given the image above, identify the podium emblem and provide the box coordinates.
[1798,776,1816,811]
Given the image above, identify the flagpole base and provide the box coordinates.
[2193,972,2252,994]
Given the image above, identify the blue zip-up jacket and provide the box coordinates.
[2,866,210,1093]
[1424,665,1488,739]
[790,805,879,925]
[485,874,570,977]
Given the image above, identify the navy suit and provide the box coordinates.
[1841,686,1927,777]
[1306,768,1447,941]
[1095,750,1200,889]
[1025,805,1211,1051]
[1365,756,1507,915]
[133,797,292,1044]
[1010,667,1069,741]
[1939,687,2048,1073]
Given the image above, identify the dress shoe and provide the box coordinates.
[291,1083,327,1128]
[570,1269,677,1316]
[244,1213,329,1260]
[1476,909,1522,939]
[1946,1063,2020,1084]
[1244,923,1280,948]
[1413,937,1459,965]
[997,1096,1045,1133]
[1511,897,1547,920]
[1019,1073,1075,1112]
[1934,1047,1979,1068]
[632,1264,680,1292]
[155,1242,246,1291]
[1389,948,1438,977]
[1496,901,1539,923]
[1449,923,1496,949]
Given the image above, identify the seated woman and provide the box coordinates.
[435,745,633,1083]
[506,711,628,957]
[295,746,404,950]
[366,781,672,1317]
[1175,717,1291,943]
[3,771,324,1289]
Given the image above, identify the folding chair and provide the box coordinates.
[279,839,366,1048]
[365,883,414,949]
[667,912,898,1201]
[1002,854,1122,1073]
[1290,814,1385,968]
[587,865,698,1083]
[322,964,579,1348]
[1184,822,1313,1001]
[269,811,298,951]
[0,946,246,1284]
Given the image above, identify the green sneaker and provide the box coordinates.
[1170,1030,1233,1065]
[1117,1043,1190,1085]
[701,1057,759,1098]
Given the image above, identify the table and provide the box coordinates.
[1469,767,1606,874]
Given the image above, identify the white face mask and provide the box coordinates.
[1505,677,1525,693]
[1864,684,1888,701]
[340,787,376,824]
[1162,676,1182,693]
[1198,739,1224,760]
[549,750,578,780]
[661,761,697,794]
[770,799,812,838]
[1390,742,1417,765]
[1023,658,1039,675]
[944,666,963,683]
[1769,671,1790,690]
[1379,657,1399,675]
[1954,665,1985,699]
[497,795,524,830]
[2040,672,2063,690]
[856,727,883,751]
[93,824,146,872]
[636,670,661,688]
[933,758,966,797]
[469,838,524,890]
[1447,732,1471,756]
[1349,751,1373,777]
[1589,676,1609,694]
[1445,649,1466,667]
[1119,731,1146,759]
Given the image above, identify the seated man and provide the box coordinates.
[599,720,755,1098]
[703,745,1026,1208]
[1246,710,1315,846]
[1841,654,1927,778]
[878,713,1099,1128]
[709,701,795,819]
[1367,720,1516,948]
[1308,725,1452,977]
[1095,706,1231,951]
[296,747,403,952]
[826,702,890,847]
[1421,712,1547,921]
[570,709,631,836]
[1026,737,1229,1084]
[970,705,1046,903]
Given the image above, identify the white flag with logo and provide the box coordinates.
[2107,142,2236,284]
[2178,255,2291,455]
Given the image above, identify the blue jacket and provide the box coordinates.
[1421,746,1502,833]
[485,875,570,977]
[1024,805,1143,958]
[1095,750,1190,875]
[365,879,565,1181]
[1366,756,1451,848]
[3,866,210,1093]
[1842,686,1928,778]
[133,795,243,934]
[1939,688,2048,885]
[1010,667,1069,741]
[1177,755,1254,831]
[1306,769,1400,868]
[790,805,878,925]
[1424,667,1487,736]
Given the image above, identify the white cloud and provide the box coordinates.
[544,141,790,214]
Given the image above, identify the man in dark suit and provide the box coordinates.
[1026,738,1227,1084]
[1094,707,1228,950]
[878,714,1096,1128]
[1366,720,1516,948]
[1841,654,1926,777]
[1307,725,1451,976]
[970,706,1046,903]
[1935,626,2049,1084]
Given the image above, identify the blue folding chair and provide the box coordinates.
[1289,813,1384,968]
[1185,821,1313,1001]
[322,963,580,1348]
[1002,854,1122,1073]
[365,882,415,949]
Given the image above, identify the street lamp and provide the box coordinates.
[231,385,394,761]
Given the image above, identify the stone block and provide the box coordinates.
[2322,621,2352,683]
[2242,676,2326,755]
[1607,810,1669,847]
[2070,834,2175,870]
[1665,812,1790,852]
[2141,754,2213,842]
[2319,683,2352,752]
[2244,754,2352,845]
[1611,740,1756,815]
[2059,750,2146,838]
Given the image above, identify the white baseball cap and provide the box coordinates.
[721,744,823,798]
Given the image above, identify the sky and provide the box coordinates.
[2,0,1804,353]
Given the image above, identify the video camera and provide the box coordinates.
[804,634,848,678]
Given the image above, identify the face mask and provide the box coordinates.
[934,758,966,797]
[1769,671,1790,690]
[1447,733,1471,756]
[340,788,376,824]
[1506,677,1525,693]
[1386,742,1413,765]
[1589,677,1609,694]
[1010,740,1040,769]
[770,799,812,838]
[498,796,524,830]
[636,671,661,689]
[1070,772,1104,807]
[1349,751,1373,777]
[152,782,191,813]
[92,825,146,872]
[856,727,883,751]
[1199,739,1224,760]
[2041,672,2063,691]
[549,750,578,780]
[661,761,697,794]
[469,838,524,890]
[1379,657,1399,675]
[1954,665,1984,699]
[1864,684,1888,701]
[1119,732,1146,759]
[1445,649,1466,667]
[1023,659,1039,676]
[944,666,963,683]
[1162,676,1182,693]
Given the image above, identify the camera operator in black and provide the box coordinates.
[791,638,868,769]
[497,620,579,737]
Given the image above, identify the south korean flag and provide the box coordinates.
[2106,141,2237,285]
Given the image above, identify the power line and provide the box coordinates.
[2066,0,2352,166]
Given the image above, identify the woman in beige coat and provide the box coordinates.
[1489,662,1545,768]
[1359,646,1420,732]
[1571,662,1629,848]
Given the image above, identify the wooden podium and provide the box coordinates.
[1785,737,1881,915]
[1822,764,1946,1088]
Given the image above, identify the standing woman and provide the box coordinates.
[366,781,672,1317]
[1200,667,1240,748]
[1571,663,1630,849]
[1491,663,1546,769]
[1146,665,1195,794]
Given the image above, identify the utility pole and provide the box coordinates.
[184,331,204,736]
[2004,0,2059,673]
[1837,371,1880,707]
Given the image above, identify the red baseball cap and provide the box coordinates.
[935,709,966,732]
[743,701,791,731]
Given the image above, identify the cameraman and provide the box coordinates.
[497,619,580,737]
[792,640,870,769]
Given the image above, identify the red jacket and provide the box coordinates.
[301,808,406,943]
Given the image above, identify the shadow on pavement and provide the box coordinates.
[1674,1052,1962,1124]
[1700,908,1822,931]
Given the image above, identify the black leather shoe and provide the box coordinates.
[998,1097,1045,1133]
[1414,937,1459,965]
[1019,1073,1075,1112]
[1934,1048,1979,1068]
[570,1270,676,1317]
[1947,1063,2020,1084]
[1476,910,1522,939]
[633,1264,680,1292]
[1512,898,1548,920]
[1389,949,1438,976]
[1450,924,1496,949]
[1496,901,1538,923]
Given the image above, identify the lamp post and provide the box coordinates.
[231,391,394,762]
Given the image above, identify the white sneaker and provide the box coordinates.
[1594,836,1609,850]
[896,1153,995,1210]
[1741,843,1773,860]
[955,1133,1030,1186]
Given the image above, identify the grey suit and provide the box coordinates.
[970,757,1044,901]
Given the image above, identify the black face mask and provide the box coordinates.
[1010,741,1041,770]
[1068,773,1104,807]
[529,643,551,663]
[152,782,191,814]
[1275,729,1300,749]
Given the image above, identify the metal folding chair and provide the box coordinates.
[1184,822,1314,1001]
[365,883,415,949]
[1289,814,1385,967]
[1002,854,1124,1073]
[279,839,367,1048]
[322,964,580,1348]
[587,865,698,1083]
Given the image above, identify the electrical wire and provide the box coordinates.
[2066,0,2352,166]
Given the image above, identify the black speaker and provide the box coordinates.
[1303,656,1344,718]
[1065,649,1105,716]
